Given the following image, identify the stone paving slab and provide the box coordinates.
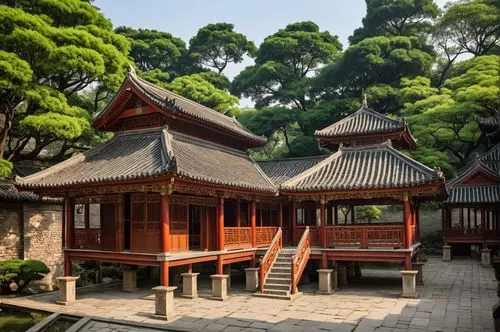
[1,257,497,331]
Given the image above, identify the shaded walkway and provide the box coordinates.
[1,257,496,331]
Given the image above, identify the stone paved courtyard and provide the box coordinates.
[1,257,497,331]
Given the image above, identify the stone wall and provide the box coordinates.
[23,204,64,284]
[0,203,22,260]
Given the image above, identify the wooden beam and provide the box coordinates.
[161,261,169,286]
[320,198,326,248]
[279,202,283,229]
[291,201,297,245]
[251,201,256,247]
[160,193,171,252]
[403,196,411,248]
[218,197,225,251]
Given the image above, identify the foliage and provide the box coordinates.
[0,158,13,177]
[349,0,440,44]
[0,0,130,166]
[189,23,256,73]
[403,55,499,165]
[167,74,239,115]
[356,206,383,223]
[0,260,50,294]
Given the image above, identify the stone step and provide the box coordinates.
[270,267,291,274]
[275,258,291,262]
[273,264,290,269]
[266,277,290,285]
[262,288,290,296]
[268,272,290,279]
[264,283,290,291]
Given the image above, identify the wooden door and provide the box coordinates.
[100,203,116,251]
[201,206,217,251]
[130,193,161,252]
[170,203,188,251]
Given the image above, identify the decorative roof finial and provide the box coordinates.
[362,91,368,108]
[128,64,136,76]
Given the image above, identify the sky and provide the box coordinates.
[94,0,450,106]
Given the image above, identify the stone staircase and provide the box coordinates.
[260,248,296,299]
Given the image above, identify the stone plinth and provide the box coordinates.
[338,265,348,286]
[245,268,259,292]
[122,269,137,292]
[180,272,199,299]
[152,286,177,320]
[400,270,419,298]
[443,245,451,262]
[482,249,492,267]
[56,276,79,305]
[331,269,339,290]
[412,262,425,285]
[317,269,334,294]
[210,274,229,301]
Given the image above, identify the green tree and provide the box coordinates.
[167,74,239,115]
[189,23,256,74]
[402,55,499,166]
[356,206,383,223]
[349,0,440,45]
[0,0,130,176]
[232,21,342,113]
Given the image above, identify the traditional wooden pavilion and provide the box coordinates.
[442,144,500,262]
[15,73,446,301]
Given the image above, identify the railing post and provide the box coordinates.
[290,255,296,294]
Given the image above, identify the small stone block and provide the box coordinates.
[244,268,259,292]
[56,276,79,305]
[442,245,451,262]
[317,269,334,294]
[400,270,419,298]
[180,272,199,299]
[152,286,177,320]
[122,269,138,292]
[210,274,229,301]
[412,262,424,285]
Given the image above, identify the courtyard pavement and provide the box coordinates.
[1,257,497,331]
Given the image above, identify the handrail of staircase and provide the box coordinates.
[290,226,310,295]
[258,227,282,293]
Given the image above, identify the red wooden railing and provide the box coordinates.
[256,226,278,247]
[73,228,101,249]
[296,226,320,246]
[259,228,282,293]
[224,227,252,250]
[291,226,310,295]
[326,224,404,248]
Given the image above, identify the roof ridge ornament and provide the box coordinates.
[434,166,444,179]
[362,92,368,108]
[128,64,136,76]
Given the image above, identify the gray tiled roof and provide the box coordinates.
[281,141,444,192]
[480,143,500,175]
[16,128,276,193]
[478,116,499,127]
[315,107,405,137]
[258,156,328,185]
[0,180,61,203]
[445,185,500,204]
[95,72,266,145]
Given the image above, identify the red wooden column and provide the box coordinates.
[403,194,412,249]
[291,201,297,245]
[251,200,257,247]
[278,202,283,229]
[320,197,326,248]
[160,190,171,286]
[217,197,225,251]
[415,203,420,242]
[236,199,241,228]
[64,197,74,276]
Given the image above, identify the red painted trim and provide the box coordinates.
[65,249,160,266]
[161,261,169,286]
[161,194,171,252]
[251,201,257,247]
[281,182,445,196]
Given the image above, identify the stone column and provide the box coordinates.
[245,268,259,292]
[180,272,199,299]
[317,269,334,294]
[354,262,362,278]
[122,269,137,292]
[210,274,229,301]
[224,264,231,289]
[482,249,492,267]
[412,262,425,285]
[331,269,339,290]
[152,286,177,320]
[56,276,79,305]
[442,245,451,262]
[337,265,348,286]
[400,270,419,298]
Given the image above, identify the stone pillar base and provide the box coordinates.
[482,249,492,267]
[245,268,259,292]
[317,269,334,294]
[338,265,348,286]
[400,270,419,298]
[210,274,229,301]
[412,262,424,285]
[152,286,177,320]
[56,276,79,305]
[180,272,199,299]
[122,269,138,292]
[443,245,451,262]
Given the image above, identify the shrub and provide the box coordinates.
[0,259,50,294]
